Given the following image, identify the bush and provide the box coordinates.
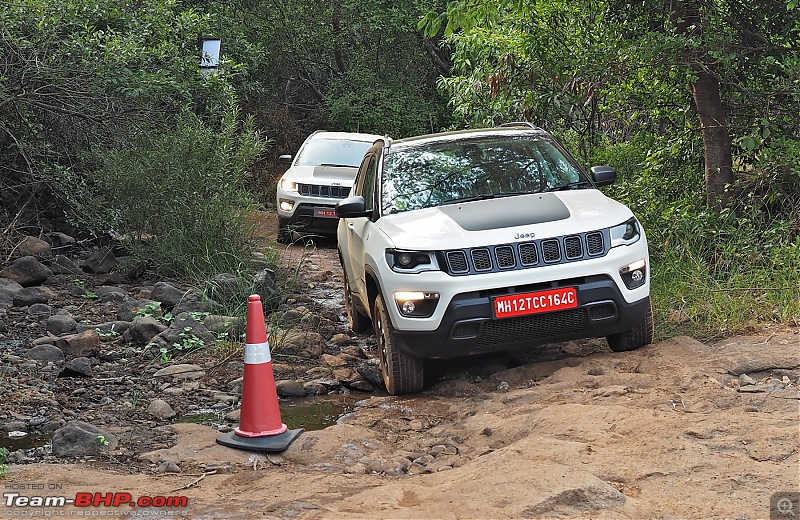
[89,107,269,279]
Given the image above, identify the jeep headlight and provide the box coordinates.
[280,178,298,192]
[609,217,640,247]
[386,249,440,273]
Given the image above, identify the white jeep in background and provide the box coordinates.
[336,123,653,395]
[276,130,381,242]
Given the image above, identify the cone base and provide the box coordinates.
[216,428,304,452]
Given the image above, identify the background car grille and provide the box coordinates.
[442,231,607,275]
[297,183,350,199]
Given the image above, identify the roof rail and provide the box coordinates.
[380,135,392,155]
[497,121,539,130]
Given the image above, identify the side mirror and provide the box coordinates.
[336,196,371,218]
[590,166,616,187]
[278,154,293,165]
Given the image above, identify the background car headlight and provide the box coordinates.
[386,250,440,273]
[280,178,298,192]
[610,217,640,247]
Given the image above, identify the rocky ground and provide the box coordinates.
[1,210,799,519]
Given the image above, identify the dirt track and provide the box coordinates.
[4,228,800,520]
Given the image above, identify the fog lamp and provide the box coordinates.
[279,200,294,212]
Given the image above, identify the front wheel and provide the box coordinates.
[277,217,293,244]
[606,302,654,352]
[373,294,423,395]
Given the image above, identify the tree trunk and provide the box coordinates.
[690,68,734,211]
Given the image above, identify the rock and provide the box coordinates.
[147,312,215,353]
[156,460,182,474]
[117,298,160,321]
[150,282,186,309]
[253,268,284,311]
[153,364,205,381]
[95,286,127,303]
[24,345,65,362]
[275,379,307,397]
[321,353,348,367]
[0,256,53,287]
[203,315,244,336]
[207,273,240,302]
[347,380,375,392]
[738,373,756,386]
[55,329,101,357]
[330,333,352,346]
[47,315,78,335]
[126,317,168,345]
[44,232,76,247]
[84,320,131,337]
[49,255,82,275]
[147,399,177,419]
[356,366,384,388]
[0,278,23,307]
[51,420,118,457]
[172,292,213,315]
[13,286,56,307]
[27,303,52,317]
[80,247,118,274]
[1,421,27,433]
[60,357,92,378]
[274,330,325,358]
[17,236,52,259]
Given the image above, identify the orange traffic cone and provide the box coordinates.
[216,295,303,452]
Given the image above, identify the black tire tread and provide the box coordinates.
[607,302,654,352]
[374,295,423,395]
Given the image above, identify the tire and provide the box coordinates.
[606,301,654,352]
[373,294,423,395]
[344,273,370,333]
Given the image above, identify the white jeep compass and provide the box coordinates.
[336,123,653,395]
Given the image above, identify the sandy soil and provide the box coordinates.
[3,214,799,520]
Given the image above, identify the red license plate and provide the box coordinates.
[315,208,337,218]
[492,287,578,319]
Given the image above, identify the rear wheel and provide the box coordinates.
[373,294,423,395]
[606,302,654,352]
[343,273,370,333]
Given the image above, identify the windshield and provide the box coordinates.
[381,135,586,214]
[295,137,373,168]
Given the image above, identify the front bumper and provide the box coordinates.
[278,202,340,235]
[393,276,651,359]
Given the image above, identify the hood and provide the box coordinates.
[377,190,634,249]
[282,165,358,186]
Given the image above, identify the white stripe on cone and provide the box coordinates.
[244,341,272,364]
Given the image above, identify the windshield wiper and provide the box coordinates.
[319,163,355,168]
[546,181,591,192]
[442,192,528,205]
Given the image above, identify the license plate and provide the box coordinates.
[315,208,337,218]
[492,287,578,319]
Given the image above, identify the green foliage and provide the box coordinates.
[0,447,8,476]
[88,106,268,279]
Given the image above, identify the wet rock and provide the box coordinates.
[55,329,101,357]
[347,380,375,392]
[357,366,384,388]
[330,333,352,346]
[60,357,93,378]
[25,344,65,362]
[303,381,330,395]
[276,379,307,397]
[147,399,177,419]
[0,278,24,307]
[150,282,186,310]
[2,421,27,433]
[51,420,118,457]
[47,315,78,335]
[80,247,117,274]
[0,256,53,286]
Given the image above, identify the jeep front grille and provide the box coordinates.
[441,230,608,276]
[297,183,350,199]
[477,308,588,346]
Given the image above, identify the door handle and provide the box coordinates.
[348,222,355,229]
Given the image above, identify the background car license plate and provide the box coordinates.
[315,208,337,218]
[492,287,577,319]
